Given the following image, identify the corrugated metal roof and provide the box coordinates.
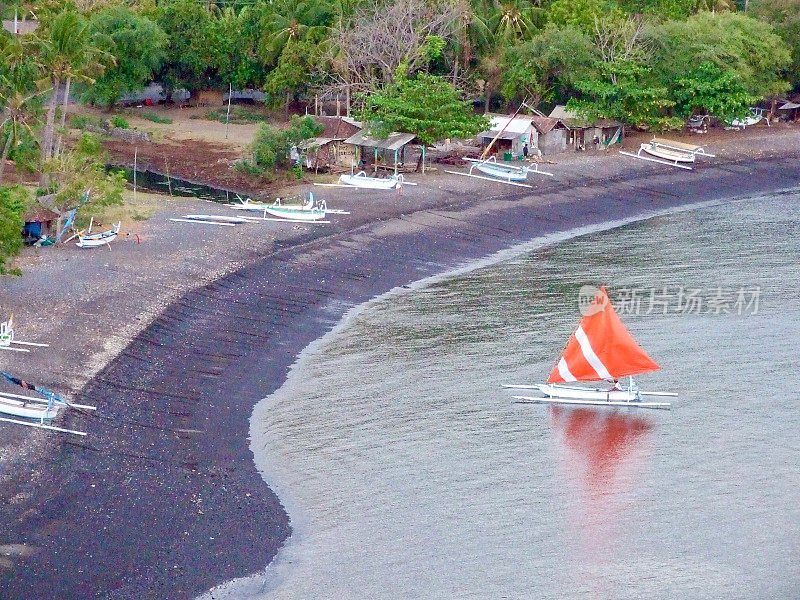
[480,115,533,139]
[344,130,416,151]
[548,105,623,129]
[24,207,58,222]
[297,137,345,150]
[778,101,800,110]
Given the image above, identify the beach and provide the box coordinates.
[0,123,799,599]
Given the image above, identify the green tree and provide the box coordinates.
[153,0,216,96]
[0,30,42,183]
[38,9,113,177]
[501,23,597,106]
[358,65,489,166]
[567,59,680,130]
[648,12,791,101]
[251,115,323,171]
[671,61,756,121]
[41,132,124,223]
[0,185,25,274]
[81,5,167,108]
[752,0,800,91]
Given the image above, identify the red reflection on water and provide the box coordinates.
[549,407,654,561]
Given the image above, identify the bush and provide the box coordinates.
[140,112,173,124]
[0,186,26,274]
[250,116,323,174]
[234,160,265,176]
[110,115,130,129]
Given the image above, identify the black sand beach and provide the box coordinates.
[1,131,799,598]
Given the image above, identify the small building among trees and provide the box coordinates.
[549,105,624,150]
[22,207,58,245]
[300,116,362,171]
[343,130,418,174]
[478,115,537,159]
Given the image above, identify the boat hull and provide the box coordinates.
[339,174,399,189]
[475,163,528,181]
[640,143,694,163]
[0,394,59,420]
[264,206,326,221]
[533,383,638,401]
[512,395,671,410]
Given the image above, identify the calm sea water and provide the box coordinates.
[216,191,800,599]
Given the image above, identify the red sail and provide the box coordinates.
[547,287,660,383]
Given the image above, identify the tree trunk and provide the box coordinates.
[54,76,72,159]
[40,77,61,186]
[285,91,291,118]
[0,128,13,183]
[346,84,350,117]
[484,81,493,114]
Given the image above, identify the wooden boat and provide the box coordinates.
[503,286,676,410]
[621,138,715,170]
[0,370,96,435]
[0,316,49,353]
[727,109,764,130]
[264,193,326,222]
[170,214,250,226]
[229,197,270,212]
[640,140,695,164]
[338,171,402,189]
[76,219,121,248]
[465,156,530,181]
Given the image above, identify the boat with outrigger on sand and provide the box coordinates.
[503,286,677,410]
[0,316,49,353]
[620,138,715,170]
[229,192,349,222]
[0,370,96,436]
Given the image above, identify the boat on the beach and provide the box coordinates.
[465,156,530,181]
[264,193,327,222]
[726,108,765,130]
[228,197,270,212]
[170,214,250,226]
[503,286,676,409]
[76,219,121,248]
[0,370,96,435]
[338,171,403,190]
[0,316,49,353]
[621,138,715,170]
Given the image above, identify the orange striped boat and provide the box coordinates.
[503,286,676,409]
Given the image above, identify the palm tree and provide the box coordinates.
[0,31,42,183]
[38,11,113,182]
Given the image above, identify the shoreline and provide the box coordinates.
[0,127,799,598]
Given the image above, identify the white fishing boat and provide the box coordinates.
[228,198,270,212]
[0,316,49,353]
[264,193,327,222]
[727,108,765,130]
[338,171,403,190]
[465,156,530,181]
[76,219,121,248]
[0,370,96,435]
[503,286,676,410]
[621,138,715,170]
[170,214,250,226]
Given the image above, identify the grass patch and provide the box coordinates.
[206,106,266,124]
[140,112,173,124]
[110,115,130,129]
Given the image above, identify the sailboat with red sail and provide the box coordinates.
[503,286,676,409]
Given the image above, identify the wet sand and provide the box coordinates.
[1,125,799,599]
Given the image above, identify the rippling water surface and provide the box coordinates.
[241,192,800,599]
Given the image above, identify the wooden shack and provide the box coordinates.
[300,116,362,171]
[549,105,624,150]
[343,130,418,174]
[530,116,570,156]
[22,207,58,245]
[478,114,537,159]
